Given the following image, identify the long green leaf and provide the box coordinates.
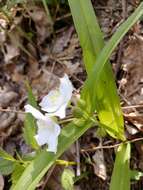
[110,143,131,190]
[13,119,92,190]
[23,82,38,149]
[82,1,143,114]
[68,0,124,140]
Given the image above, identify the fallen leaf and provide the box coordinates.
[92,149,107,180]
[52,26,74,54]
[0,91,18,108]
[122,36,143,105]
[28,5,53,44]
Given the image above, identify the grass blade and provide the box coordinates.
[83,2,143,99]
[109,143,131,190]
[68,0,124,140]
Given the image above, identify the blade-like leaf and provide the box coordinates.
[11,163,25,189]
[13,119,93,190]
[109,143,131,190]
[83,2,143,105]
[0,158,14,175]
[68,0,124,140]
[23,113,38,149]
[0,148,16,162]
[23,82,38,149]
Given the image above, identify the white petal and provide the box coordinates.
[59,74,73,102]
[39,89,63,113]
[34,118,61,153]
[39,74,73,118]
[45,103,67,119]
[24,104,45,120]
[47,137,58,153]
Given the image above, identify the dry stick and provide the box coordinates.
[40,165,56,190]
[0,107,25,114]
[76,140,81,176]
[122,104,143,109]
[81,137,143,153]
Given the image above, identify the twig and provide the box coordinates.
[81,137,143,152]
[122,104,143,109]
[76,140,81,176]
[0,108,25,114]
[40,165,56,190]
[56,13,72,21]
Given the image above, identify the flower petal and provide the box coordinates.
[45,103,67,119]
[59,74,73,101]
[39,74,73,118]
[47,136,58,153]
[34,118,61,153]
[39,89,63,113]
[24,104,45,120]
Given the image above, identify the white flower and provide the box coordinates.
[24,105,61,153]
[24,74,73,153]
[39,74,73,119]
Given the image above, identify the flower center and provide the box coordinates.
[49,90,61,104]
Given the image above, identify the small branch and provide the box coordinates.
[76,140,81,176]
[0,107,25,114]
[122,104,143,109]
[81,137,143,152]
[40,165,55,190]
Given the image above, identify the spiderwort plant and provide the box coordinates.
[11,2,143,190]
[24,74,73,153]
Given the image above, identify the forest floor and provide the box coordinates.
[0,0,143,189]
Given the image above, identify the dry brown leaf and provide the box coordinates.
[0,91,18,108]
[31,70,59,96]
[28,5,53,44]
[3,43,19,64]
[0,112,16,131]
[52,27,74,54]
[122,37,143,105]
[92,149,107,180]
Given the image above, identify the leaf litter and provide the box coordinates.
[0,0,143,189]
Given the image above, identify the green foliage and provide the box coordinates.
[23,82,38,150]
[0,148,16,162]
[68,0,125,140]
[130,170,143,181]
[0,158,14,175]
[61,168,75,190]
[109,143,131,190]
[23,114,38,150]
[11,163,25,189]
[81,1,143,140]
[12,119,93,190]
[25,82,38,108]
